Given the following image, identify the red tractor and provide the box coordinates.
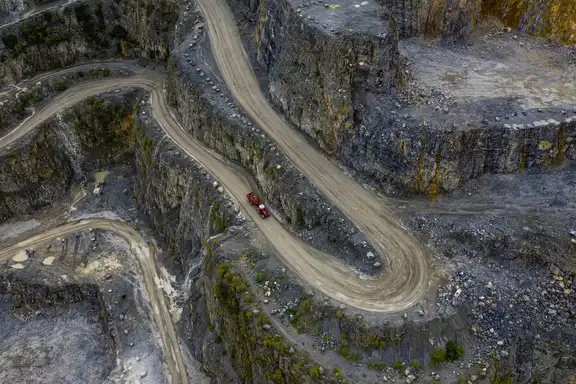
[246,192,270,218]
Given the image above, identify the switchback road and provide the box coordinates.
[0,68,436,313]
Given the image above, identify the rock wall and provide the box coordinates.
[0,274,117,380]
[343,112,576,195]
[132,128,237,272]
[0,0,178,85]
[0,91,140,224]
[374,0,576,44]
[229,0,401,154]
[0,128,73,222]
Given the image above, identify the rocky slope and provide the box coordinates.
[0,275,116,384]
[0,0,177,86]
[373,0,576,44]
[0,127,73,222]
[228,0,576,196]
[0,90,141,223]
[230,0,400,155]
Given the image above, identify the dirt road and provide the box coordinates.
[0,218,191,384]
[197,0,436,304]
[1,69,438,312]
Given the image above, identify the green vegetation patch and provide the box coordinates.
[429,341,465,367]
[207,251,337,383]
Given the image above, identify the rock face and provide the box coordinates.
[0,0,178,85]
[132,131,237,271]
[342,109,576,195]
[0,129,73,222]
[230,0,400,154]
[0,92,140,224]
[228,0,576,195]
[374,0,576,44]
[0,275,117,384]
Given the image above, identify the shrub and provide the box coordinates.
[445,341,464,361]
[310,366,320,378]
[255,272,266,283]
[333,368,343,380]
[338,346,350,360]
[430,347,446,367]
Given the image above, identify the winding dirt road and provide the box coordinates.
[196,0,436,305]
[0,0,438,380]
[1,68,436,312]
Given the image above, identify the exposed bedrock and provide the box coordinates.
[0,90,142,223]
[229,0,401,154]
[345,110,576,196]
[0,127,73,222]
[0,0,178,85]
[226,0,575,195]
[372,0,576,44]
[0,275,116,384]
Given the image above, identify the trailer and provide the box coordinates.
[246,192,270,218]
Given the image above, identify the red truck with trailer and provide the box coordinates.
[246,192,270,218]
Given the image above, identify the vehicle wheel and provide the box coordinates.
[260,213,265,219]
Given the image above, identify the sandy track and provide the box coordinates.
[0,218,189,384]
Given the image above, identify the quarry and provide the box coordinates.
[0,0,574,383]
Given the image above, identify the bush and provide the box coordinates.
[430,347,446,367]
[310,366,320,378]
[445,341,464,361]
[410,362,420,371]
[255,272,266,283]
[333,368,343,380]
[338,346,350,360]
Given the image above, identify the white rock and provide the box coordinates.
[454,288,462,299]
